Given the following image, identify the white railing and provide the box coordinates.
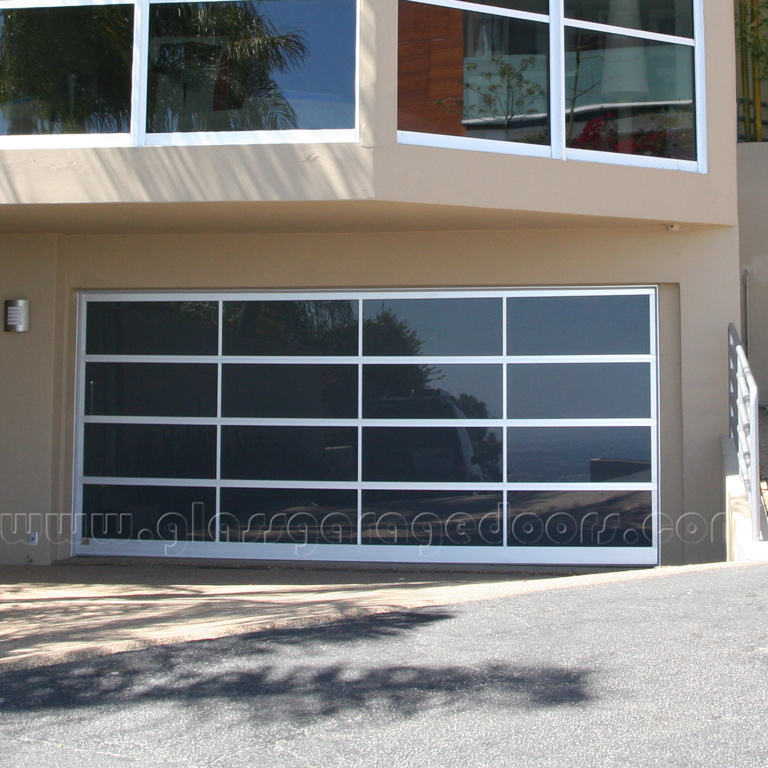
[728,323,765,539]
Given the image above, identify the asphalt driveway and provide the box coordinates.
[2,561,768,767]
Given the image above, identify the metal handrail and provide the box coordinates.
[728,323,765,539]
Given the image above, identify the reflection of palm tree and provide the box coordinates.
[0,6,134,133]
[149,2,309,131]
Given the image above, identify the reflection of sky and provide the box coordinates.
[364,298,503,356]
[261,0,356,128]
[508,363,651,419]
[508,295,650,355]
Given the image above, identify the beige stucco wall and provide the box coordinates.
[0,0,742,567]
[0,0,739,234]
[0,224,739,566]
[738,143,768,396]
[0,236,63,565]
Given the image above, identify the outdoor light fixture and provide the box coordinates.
[4,300,30,332]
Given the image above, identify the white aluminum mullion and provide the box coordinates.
[72,293,90,553]
[357,298,363,546]
[398,131,552,157]
[82,287,655,302]
[550,0,564,160]
[215,300,223,542]
[0,0,126,8]
[131,0,149,147]
[502,295,509,546]
[81,415,657,426]
[693,0,707,174]
[144,128,358,147]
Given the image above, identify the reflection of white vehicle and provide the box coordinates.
[365,390,484,482]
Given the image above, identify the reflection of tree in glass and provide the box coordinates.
[228,300,357,354]
[363,308,436,394]
[566,28,602,142]
[435,55,545,144]
[149,2,308,131]
[452,393,502,482]
[463,55,544,142]
[0,6,133,133]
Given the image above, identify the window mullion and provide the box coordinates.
[131,0,149,146]
[550,0,564,159]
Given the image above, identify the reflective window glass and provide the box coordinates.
[363,298,502,356]
[85,302,219,355]
[564,28,694,160]
[85,363,218,417]
[507,427,652,482]
[222,364,357,418]
[470,0,548,14]
[220,488,357,544]
[222,300,358,356]
[398,1,549,146]
[564,0,693,38]
[507,294,650,355]
[221,426,357,480]
[364,364,502,419]
[82,484,216,541]
[508,363,651,418]
[84,423,217,479]
[362,490,503,546]
[363,427,502,482]
[507,490,653,546]
[147,0,356,133]
[0,6,133,135]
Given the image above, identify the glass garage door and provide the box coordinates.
[73,288,658,565]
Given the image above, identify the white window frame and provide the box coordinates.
[0,0,360,148]
[73,286,660,567]
[397,0,706,172]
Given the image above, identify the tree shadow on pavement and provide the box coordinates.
[0,609,595,722]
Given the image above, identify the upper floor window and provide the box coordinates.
[0,0,357,147]
[398,0,702,171]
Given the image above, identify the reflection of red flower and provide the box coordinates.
[572,116,618,151]
[573,116,695,161]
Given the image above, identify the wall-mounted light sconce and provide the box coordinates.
[4,300,30,332]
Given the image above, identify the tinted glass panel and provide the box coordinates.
[222,300,358,356]
[86,302,218,355]
[221,426,357,480]
[507,294,650,355]
[508,363,651,418]
[148,0,355,133]
[364,364,502,419]
[0,6,133,135]
[564,29,694,160]
[82,484,215,541]
[363,298,502,356]
[564,0,693,38]
[220,488,357,544]
[363,427,502,482]
[84,424,217,479]
[85,363,217,417]
[222,364,357,418]
[362,490,503,546]
[507,427,652,482]
[507,490,653,546]
[398,2,549,146]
